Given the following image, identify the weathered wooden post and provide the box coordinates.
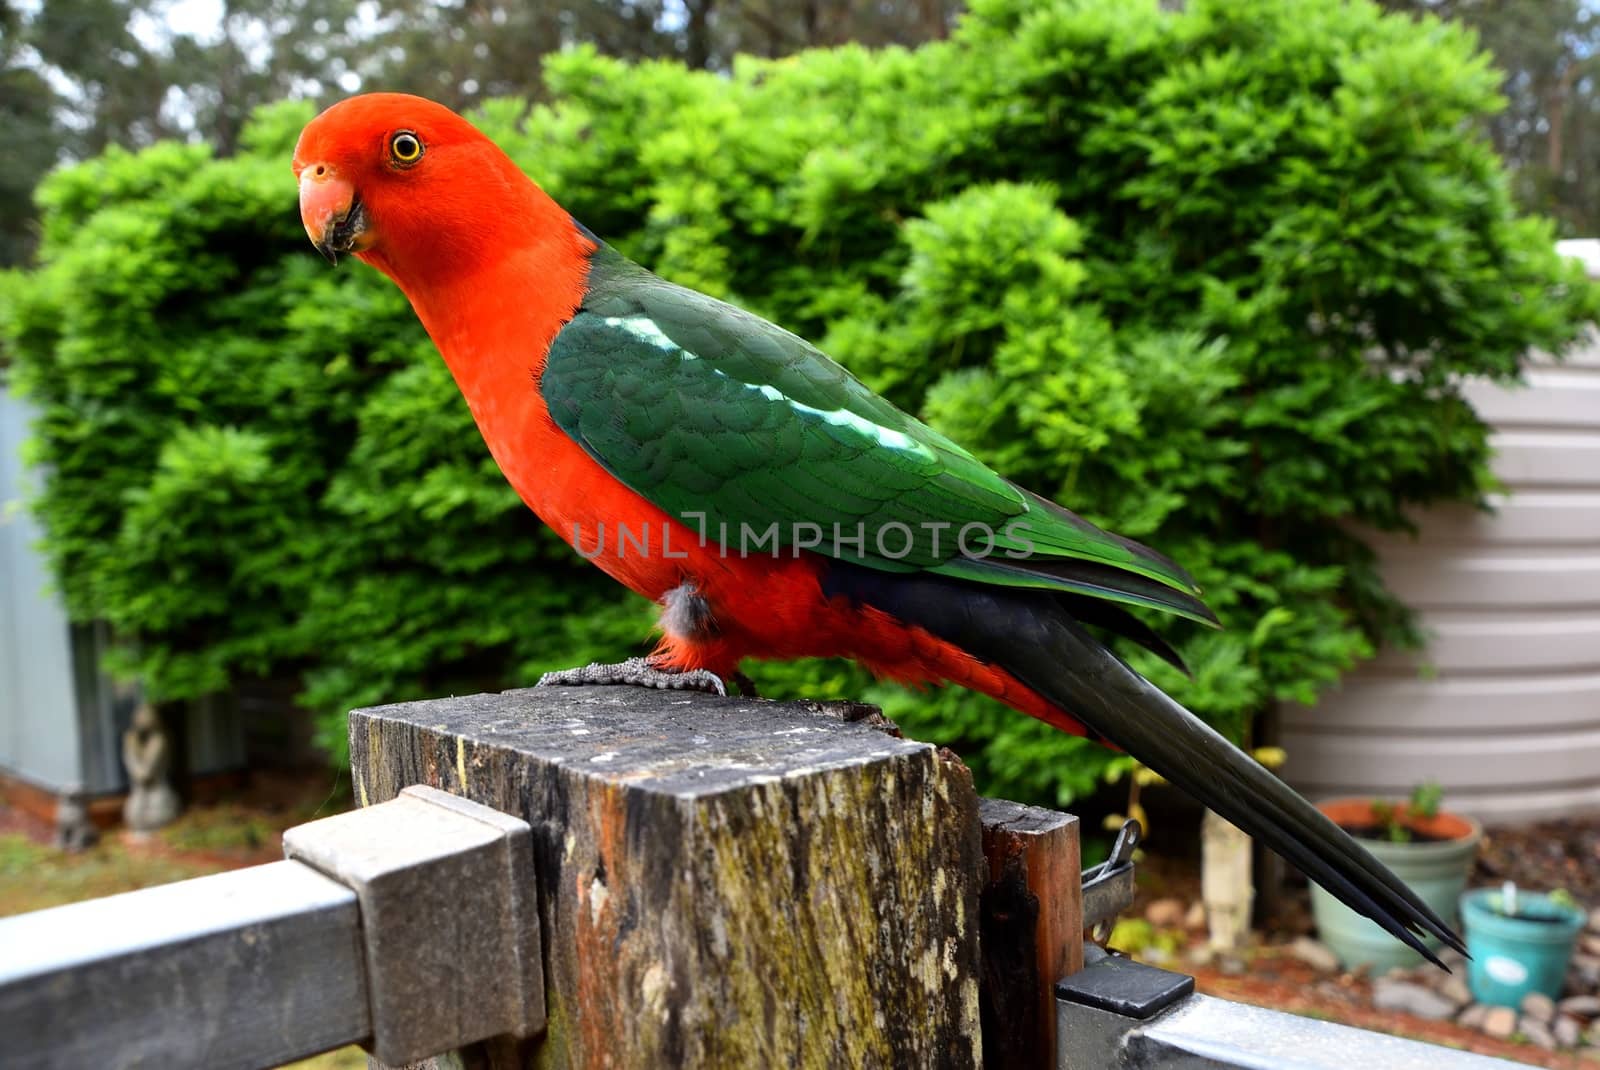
[978,799,1082,1069]
[351,686,996,1068]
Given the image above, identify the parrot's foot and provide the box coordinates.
[536,657,728,697]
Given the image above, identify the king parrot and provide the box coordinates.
[294,93,1463,965]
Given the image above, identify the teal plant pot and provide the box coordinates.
[1310,799,1481,971]
[1461,888,1586,1008]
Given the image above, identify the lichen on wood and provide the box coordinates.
[352,686,984,1069]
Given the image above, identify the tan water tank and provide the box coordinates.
[1281,241,1600,824]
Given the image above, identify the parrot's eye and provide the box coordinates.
[389,131,424,166]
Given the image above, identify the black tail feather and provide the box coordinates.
[821,562,1467,966]
[1055,593,1189,675]
[1017,618,1466,965]
[956,554,1221,626]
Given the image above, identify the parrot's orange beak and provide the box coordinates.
[298,165,370,264]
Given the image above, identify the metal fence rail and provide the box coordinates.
[1055,946,1523,1070]
[1,861,368,1069]
[1060,987,1528,1070]
[0,785,542,1069]
[0,691,1533,1070]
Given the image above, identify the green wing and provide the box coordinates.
[541,244,1214,625]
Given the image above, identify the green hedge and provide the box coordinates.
[4,0,1595,803]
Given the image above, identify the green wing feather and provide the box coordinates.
[541,244,1216,626]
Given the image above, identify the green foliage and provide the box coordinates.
[1381,0,1600,237]
[1369,779,1444,841]
[1365,799,1402,841]
[1484,886,1583,920]
[5,0,1597,801]
[1546,888,1581,913]
[1409,779,1444,821]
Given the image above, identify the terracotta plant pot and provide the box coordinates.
[1310,798,1482,971]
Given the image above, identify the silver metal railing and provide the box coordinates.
[0,787,1530,1070]
[0,785,542,1069]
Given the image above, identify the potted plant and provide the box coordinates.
[1311,781,1482,970]
[1462,884,1587,1008]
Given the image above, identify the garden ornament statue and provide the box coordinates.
[122,702,180,834]
[53,787,98,852]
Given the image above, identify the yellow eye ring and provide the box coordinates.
[389,131,423,165]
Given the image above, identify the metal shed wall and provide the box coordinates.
[1281,242,1600,823]
[2,387,248,798]
[0,387,83,790]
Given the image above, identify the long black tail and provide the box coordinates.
[823,562,1467,967]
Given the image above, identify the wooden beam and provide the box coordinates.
[978,798,1083,1070]
[350,686,986,1069]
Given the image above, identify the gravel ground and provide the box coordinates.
[1476,817,1600,905]
[1123,813,1600,1069]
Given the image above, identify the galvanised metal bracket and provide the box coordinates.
[1082,818,1140,944]
[1054,945,1527,1070]
[283,784,545,1064]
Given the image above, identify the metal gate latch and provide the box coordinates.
[1081,818,1140,944]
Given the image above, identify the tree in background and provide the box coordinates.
[0,4,67,266]
[6,0,1597,265]
[7,0,1593,806]
[0,0,960,265]
[1382,0,1600,235]
[361,1,958,104]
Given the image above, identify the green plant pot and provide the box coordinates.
[1309,798,1482,971]
[1461,888,1586,1008]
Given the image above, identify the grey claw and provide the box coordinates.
[536,657,727,696]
